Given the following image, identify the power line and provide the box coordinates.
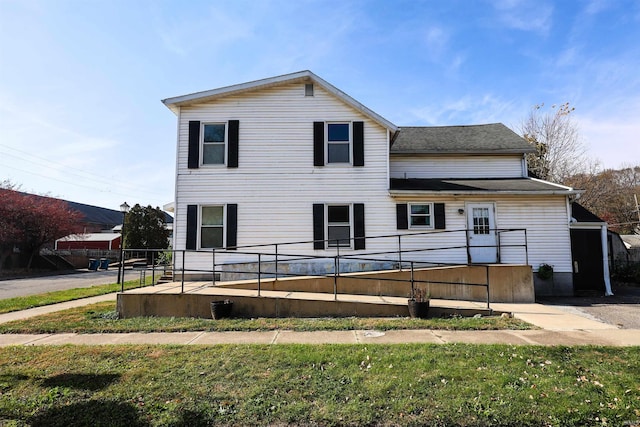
[0,162,170,205]
[0,143,169,198]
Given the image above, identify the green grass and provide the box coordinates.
[0,344,638,426]
[0,277,155,314]
[0,301,532,333]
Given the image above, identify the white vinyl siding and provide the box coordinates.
[391,196,571,273]
[390,156,525,179]
[174,82,392,269]
[172,81,571,277]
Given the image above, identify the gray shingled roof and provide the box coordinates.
[391,123,535,154]
[389,178,575,194]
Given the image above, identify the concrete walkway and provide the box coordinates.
[1,293,640,346]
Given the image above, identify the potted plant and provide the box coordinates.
[537,263,554,281]
[211,299,233,319]
[408,287,430,319]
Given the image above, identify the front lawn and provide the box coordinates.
[0,277,155,314]
[0,344,638,426]
[0,301,532,333]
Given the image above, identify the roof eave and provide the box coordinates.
[161,70,398,132]
[388,189,582,197]
[391,149,535,155]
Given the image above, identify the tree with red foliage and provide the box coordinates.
[0,184,84,270]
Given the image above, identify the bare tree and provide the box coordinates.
[566,165,640,234]
[520,103,591,183]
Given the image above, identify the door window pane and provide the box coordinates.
[472,208,490,234]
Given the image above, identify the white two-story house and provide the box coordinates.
[162,70,579,296]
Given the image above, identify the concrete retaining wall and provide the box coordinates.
[219,265,534,303]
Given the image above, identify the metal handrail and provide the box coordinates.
[118,227,529,309]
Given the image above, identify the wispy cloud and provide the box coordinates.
[492,0,554,35]
[407,94,519,126]
[152,4,254,56]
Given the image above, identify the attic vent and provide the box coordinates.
[305,83,314,96]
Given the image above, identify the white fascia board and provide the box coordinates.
[569,221,606,229]
[309,72,398,132]
[162,70,312,111]
[388,190,581,197]
[163,201,175,213]
[161,70,398,132]
[529,177,576,192]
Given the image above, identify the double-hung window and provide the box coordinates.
[327,123,350,163]
[327,205,351,247]
[409,203,433,229]
[202,123,226,165]
[200,206,224,248]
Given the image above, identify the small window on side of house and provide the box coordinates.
[409,203,433,228]
[202,123,226,165]
[305,83,314,96]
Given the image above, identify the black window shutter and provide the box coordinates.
[434,203,446,229]
[313,203,324,249]
[313,122,324,166]
[354,203,365,249]
[353,121,364,167]
[188,121,200,169]
[226,204,238,249]
[396,204,408,230]
[227,120,239,168]
[186,205,198,249]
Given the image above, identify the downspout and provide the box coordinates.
[601,224,613,296]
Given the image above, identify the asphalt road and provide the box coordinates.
[0,269,139,299]
[539,284,640,329]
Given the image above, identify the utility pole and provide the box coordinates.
[634,194,640,233]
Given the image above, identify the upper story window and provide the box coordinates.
[327,123,351,163]
[409,203,433,229]
[313,121,364,167]
[188,120,238,169]
[202,123,226,165]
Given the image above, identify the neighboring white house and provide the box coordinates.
[162,70,580,296]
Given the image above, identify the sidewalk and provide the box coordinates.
[1,294,640,346]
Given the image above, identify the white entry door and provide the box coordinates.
[466,203,497,263]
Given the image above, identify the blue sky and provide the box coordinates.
[1,0,638,211]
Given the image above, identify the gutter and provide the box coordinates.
[388,189,583,197]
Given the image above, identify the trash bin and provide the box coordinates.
[88,259,99,271]
[99,258,110,270]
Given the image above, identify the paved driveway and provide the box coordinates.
[538,284,640,329]
[0,270,139,299]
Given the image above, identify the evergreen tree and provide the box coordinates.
[123,204,170,259]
